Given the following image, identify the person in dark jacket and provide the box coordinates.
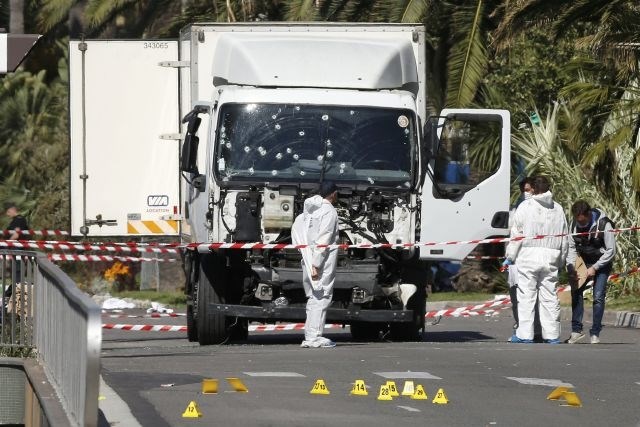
[566,200,616,344]
[4,202,28,240]
[4,202,29,294]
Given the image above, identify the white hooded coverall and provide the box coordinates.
[506,191,568,341]
[291,195,339,343]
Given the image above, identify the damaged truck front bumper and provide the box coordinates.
[207,303,414,323]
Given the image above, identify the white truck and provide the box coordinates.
[69,23,511,344]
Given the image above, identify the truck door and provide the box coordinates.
[69,40,180,237]
[419,109,510,261]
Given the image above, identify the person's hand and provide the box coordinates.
[586,267,597,278]
[311,266,320,280]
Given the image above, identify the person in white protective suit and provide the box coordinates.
[506,177,534,329]
[291,182,339,348]
[504,176,568,344]
[505,177,542,340]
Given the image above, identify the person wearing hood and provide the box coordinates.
[291,181,339,348]
[565,200,616,344]
[504,176,568,344]
[506,177,534,330]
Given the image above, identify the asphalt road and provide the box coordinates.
[99,309,640,427]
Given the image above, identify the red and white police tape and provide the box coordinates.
[102,324,187,332]
[1,229,69,237]
[97,266,640,333]
[0,239,181,254]
[3,225,639,255]
[48,254,178,263]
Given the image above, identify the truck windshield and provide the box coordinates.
[214,103,415,188]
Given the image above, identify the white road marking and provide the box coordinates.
[397,405,421,413]
[374,371,442,380]
[243,372,305,377]
[506,377,573,387]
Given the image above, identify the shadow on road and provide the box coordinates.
[421,330,495,342]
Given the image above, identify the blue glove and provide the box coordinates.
[502,259,513,266]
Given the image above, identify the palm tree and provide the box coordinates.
[496,0,640,205]
[0,68,69,230]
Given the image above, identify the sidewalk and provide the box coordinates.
[426,299,640,329]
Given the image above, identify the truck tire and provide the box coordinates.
[186,304,198,342]
[196,255,230,345]
[184,253,198,342]
[350,322,382,341]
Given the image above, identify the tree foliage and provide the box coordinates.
[0,0,639,295]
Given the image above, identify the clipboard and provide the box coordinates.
[572,256,590,290]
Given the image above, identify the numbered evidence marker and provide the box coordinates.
[432,388,449,404]
[401,381,415,396]
[386,381,399,397]
[350,380,368,396]
[410,384,428,400]
[201,379,218,394]
[548,386,582,407]
[310,379,330,395]
[377,384,393,401]
[182,401,202,418]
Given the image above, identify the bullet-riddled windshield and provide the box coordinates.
[214,103,415,188]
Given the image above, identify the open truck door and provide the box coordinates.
[69,40,180,237]
[419,109,510,261]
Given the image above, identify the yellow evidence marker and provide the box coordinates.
[377,384,393,401]
[310,379,330,395]
[182,401,202,418]
[432,388,449,404]
[351,380,368,396]
[410,384,428,400]
[386,381,399,397]
[560,391,583,408]
[201,379,218,394]
[547,386,571,400]
[226,377,249,392]
[401,381,415,396]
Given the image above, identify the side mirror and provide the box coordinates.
[180,133,200,173]
[180,111,203,174]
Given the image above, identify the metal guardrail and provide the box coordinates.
[1,250,101,427]
[1,251,36,351]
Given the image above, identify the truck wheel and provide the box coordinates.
[196,255,230,345]
[185,253,198,342]
[350,322,381,341]
[186,304,198,342]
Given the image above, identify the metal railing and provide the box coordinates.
[1,251,36,352]
[1,250,101,427]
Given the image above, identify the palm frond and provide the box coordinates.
[445,2,488,108]
[37,0,78,32]
[84,0,136,29]
[284,0,318,21]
